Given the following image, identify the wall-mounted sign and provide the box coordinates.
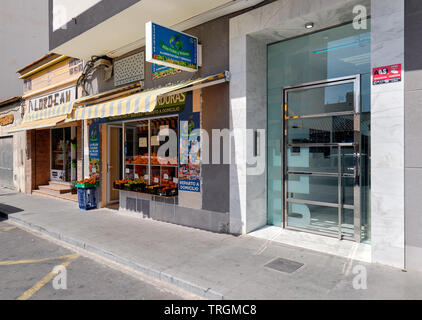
[152,64,182,80]
[29,86,76,113]
[373,64,402,85]
[179,179,200,193]
[0,114,14,126]
[89,123,100,160]
[178,92,200,193]
[89,123,100,179]
[146,21,198,72]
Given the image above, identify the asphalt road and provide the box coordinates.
[0,219,184,300]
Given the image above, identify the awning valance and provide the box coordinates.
[71,72,229,121]
[24,101,76,122]
[8,115,68,133]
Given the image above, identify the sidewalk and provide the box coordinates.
[1,188,422,300]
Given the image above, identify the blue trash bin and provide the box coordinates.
[77,187,97,210]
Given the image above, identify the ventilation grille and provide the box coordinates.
[114,52,145,86]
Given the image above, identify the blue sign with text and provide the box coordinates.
[146,22,198,72]
[179,179,200,193]
[89,124,100,159]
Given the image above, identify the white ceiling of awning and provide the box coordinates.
[52,0,259,60]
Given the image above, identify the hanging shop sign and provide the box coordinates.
[146,21,198,72]
[373,64,402,85]
[29,86,76,113]
[0,114,14,126]
[152,64,182,80]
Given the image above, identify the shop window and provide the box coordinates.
[119,116,178,197]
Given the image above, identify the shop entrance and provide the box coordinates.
[283,75,361,241]
[107,125,123,204]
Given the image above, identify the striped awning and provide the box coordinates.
[72,72,228,121]
[8,115,68,133]
[24,101,76,122]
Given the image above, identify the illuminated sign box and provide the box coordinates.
[146,21,198,73]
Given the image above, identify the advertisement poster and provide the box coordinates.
[146,21,198,72]
[373,64,402,85]
[89,123,100,178]
[152,63,181,80]
[178,93,201,193]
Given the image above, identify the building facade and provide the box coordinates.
[25,0,422,272]
[13,54,85,200]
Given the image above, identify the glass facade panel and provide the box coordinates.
[287,146,355,176]
[286,116,354,144]
[267,21,371,242]
[287,82,354,117]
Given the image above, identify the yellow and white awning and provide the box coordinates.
[8,115,68,133]
[24,101,76,122]
[72,72,228,121]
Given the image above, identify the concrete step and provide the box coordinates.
[32,190,78,203]
[38,184,73,195]
[48,180,74,188]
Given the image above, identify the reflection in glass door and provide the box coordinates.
[283,76,361,241]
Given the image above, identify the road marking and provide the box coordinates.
[17,255,79,300]
[0,254,79,266]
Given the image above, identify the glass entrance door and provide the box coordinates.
[283,76,361,241]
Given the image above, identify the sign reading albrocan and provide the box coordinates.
[29,86,76,113]
[146,21,198,72]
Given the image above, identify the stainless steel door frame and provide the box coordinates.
[282,75,361,242]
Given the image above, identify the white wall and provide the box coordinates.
[52,0,102,31]
[0,0,49,101]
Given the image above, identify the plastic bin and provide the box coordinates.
[77,187,97,210]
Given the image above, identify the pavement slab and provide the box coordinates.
[1,188,422,300]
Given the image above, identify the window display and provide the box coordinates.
[51,127,73,182]
[116,116,179,197]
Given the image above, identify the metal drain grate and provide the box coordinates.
[265,258,304,274]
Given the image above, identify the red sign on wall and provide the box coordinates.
[373,64,402,85]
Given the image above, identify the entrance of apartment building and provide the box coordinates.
[283,75,361,241]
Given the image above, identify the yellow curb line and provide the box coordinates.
[0,254,79,266]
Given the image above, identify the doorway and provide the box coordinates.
[107,126,122,204]
[0,136,13,189]
[283,75,361,241]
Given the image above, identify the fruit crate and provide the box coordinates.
[75,182,99,189]
[77,187,97,210]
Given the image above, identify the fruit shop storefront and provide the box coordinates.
[75,73,230,233]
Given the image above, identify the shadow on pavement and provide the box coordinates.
[0,203,23,217]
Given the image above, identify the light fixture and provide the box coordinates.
[305,22,314,29]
